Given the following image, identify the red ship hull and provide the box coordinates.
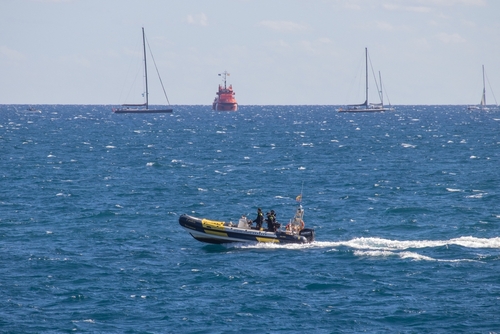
[212,101,238,111]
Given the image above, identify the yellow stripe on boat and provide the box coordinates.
[202,219,225,230]
[256,237,279,243]
[205,230,228,237]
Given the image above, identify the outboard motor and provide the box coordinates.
[299,228,315,242]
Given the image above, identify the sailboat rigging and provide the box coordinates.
[467,65,497,111]
[338,48,394,113]
[113,27,172,114]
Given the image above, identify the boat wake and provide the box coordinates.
[231,236,500,262]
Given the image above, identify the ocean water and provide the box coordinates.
[1,104,500,333]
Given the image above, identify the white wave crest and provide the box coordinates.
[466,193,486,199]
[328,236,500,250]
[354,250,436,261]
[353,250,479,262]
[233,236,500,252]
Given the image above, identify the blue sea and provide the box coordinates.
[1,104,500,333]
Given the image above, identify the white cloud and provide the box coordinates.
[382,0,485,12]
[186,13,208,26]
[60,54,91,68]
[257,20,309,32]
[344,3,361,10]
[31,0,72,2]
[375,21,395,31]
[416,0,486,6]
[0,46,25,61]
[461,19,476,28]
[276,40,290,48]
[413,37,431,49]
[436,32,466,43]
[298,38,334,55]
[383,4,432,12]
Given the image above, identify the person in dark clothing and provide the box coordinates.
[269,210,279,231]
[266,211,275,232]
[253,208,264,230]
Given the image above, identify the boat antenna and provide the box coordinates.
[218,71,229,89]
[296,182,304,204]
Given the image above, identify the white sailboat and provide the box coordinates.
[338,48,394,112]
[467,65,493,111]
[113,27,172,114]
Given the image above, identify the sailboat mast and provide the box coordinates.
[365,47,368,106]
[142,27,149,109]
[482,64,486,106]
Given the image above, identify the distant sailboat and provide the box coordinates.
[25,106,41,113]
[113,27,172,114]
[338,48,394,113]
[467,65,496,111]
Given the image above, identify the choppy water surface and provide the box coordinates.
[1,105,499,333]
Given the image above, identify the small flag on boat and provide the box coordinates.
[296,194,302,202]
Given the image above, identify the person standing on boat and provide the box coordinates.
[265,212,273,231]
[271,210,280,231]
[253,208,264,230]
[291,205,305,233]
[266,211,279,232]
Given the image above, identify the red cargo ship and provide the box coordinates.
[212,71,238,111]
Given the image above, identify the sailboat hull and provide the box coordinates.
[113,108,173,114]
[338,107,393,113]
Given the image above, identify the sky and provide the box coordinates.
[1,0,499,105]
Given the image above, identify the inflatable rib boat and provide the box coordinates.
[179,205,315,245]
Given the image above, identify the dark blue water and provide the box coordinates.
[1,105,500,333]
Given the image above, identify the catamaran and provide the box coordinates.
[338,48,394,113]
[113,28,172,114]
